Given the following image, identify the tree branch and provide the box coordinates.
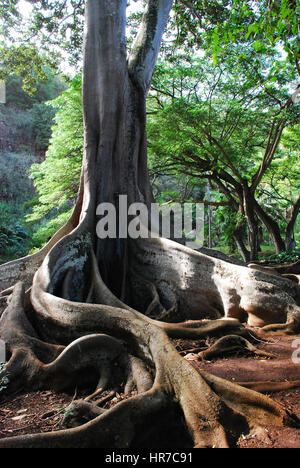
[251,120,285,192]
[128,0,174,92]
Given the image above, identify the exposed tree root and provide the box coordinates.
[2,0,299,448]
[198,335,277,361]
[0,259,299,447]
[248,262,300,285]
[262,321,299,335]
[0,183,83,295]
[282,274,300,284]
[4,0,298,448]
[271,259,300,275]
[129,238,300,329]
[94,390,117,407]
[0,388,171,448]
[62,399,107,428]
[0,283,128,395]
[237,380,300,393]
[0,231,299,447]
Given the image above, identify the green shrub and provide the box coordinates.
[261,249,300,265]
[0,202,31,263]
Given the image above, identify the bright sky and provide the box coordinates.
[18,0,32,17]
[14,0,144,77]
[17,0,143,18]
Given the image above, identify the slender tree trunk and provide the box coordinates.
[207,182,213,248]
[253,199,286,254]
[243,185,259,261]
[285,197,300,251]
[233,224,250,262]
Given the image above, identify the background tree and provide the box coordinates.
[148,53,299,260]
[0,71,65,263]
[0,0,299,450]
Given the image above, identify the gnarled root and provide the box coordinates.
[0,283,129,395]
[0,235,300,448]
[62,399,107,428]
[262,317,300,335]
[238,380,300,393]
[0,283,297,447]
[198,335,277,361]
[0,388,171,448]
[0,189,83,296]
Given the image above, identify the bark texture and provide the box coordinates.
[0,0,300,449]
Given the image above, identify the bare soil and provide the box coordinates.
[176,332,300,448]
[0,332,299,448]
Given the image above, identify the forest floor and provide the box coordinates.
[0,332,299,448]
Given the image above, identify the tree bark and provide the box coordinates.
[285,197,300,251]
[81,0,174,297]
[253,199,286,254]
[233,225,250,262]
[242,184,259,261]
[0,0,299,450]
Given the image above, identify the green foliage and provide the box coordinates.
[0,152,35,263]
[0,71,66,262]
[260,249,300,264]
[258,124,300,221]
[0,0,85,74]
[0,0,297,261]
[0,152,35,203]
[0,210,30,263]
[29,207,73,251]
[0,73,66,153]
[30,102,56,151]
[172,0,230,49]
[28,76,83,226]
[148,55,292,184]
[213,205,241,253]
[5,75,33,109]
[148,52,299,255]
[228,0,299,63]
[173,1,299,91]
[0,0,19,36]
[5,73,66,109]
[0,45,58,94]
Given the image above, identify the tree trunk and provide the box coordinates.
[253,199,286,254]
[285,197,300,251]
[233,225,250,262]
[81,0,153,298]
[0,0,299,450]
[243,185,259,261]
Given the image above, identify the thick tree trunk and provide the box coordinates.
[81,0,172,298]
[0,0,300,450]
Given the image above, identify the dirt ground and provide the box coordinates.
[179,333,300,448]
[0,332,299,448]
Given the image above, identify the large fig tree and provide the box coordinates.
[0,0,300,448]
